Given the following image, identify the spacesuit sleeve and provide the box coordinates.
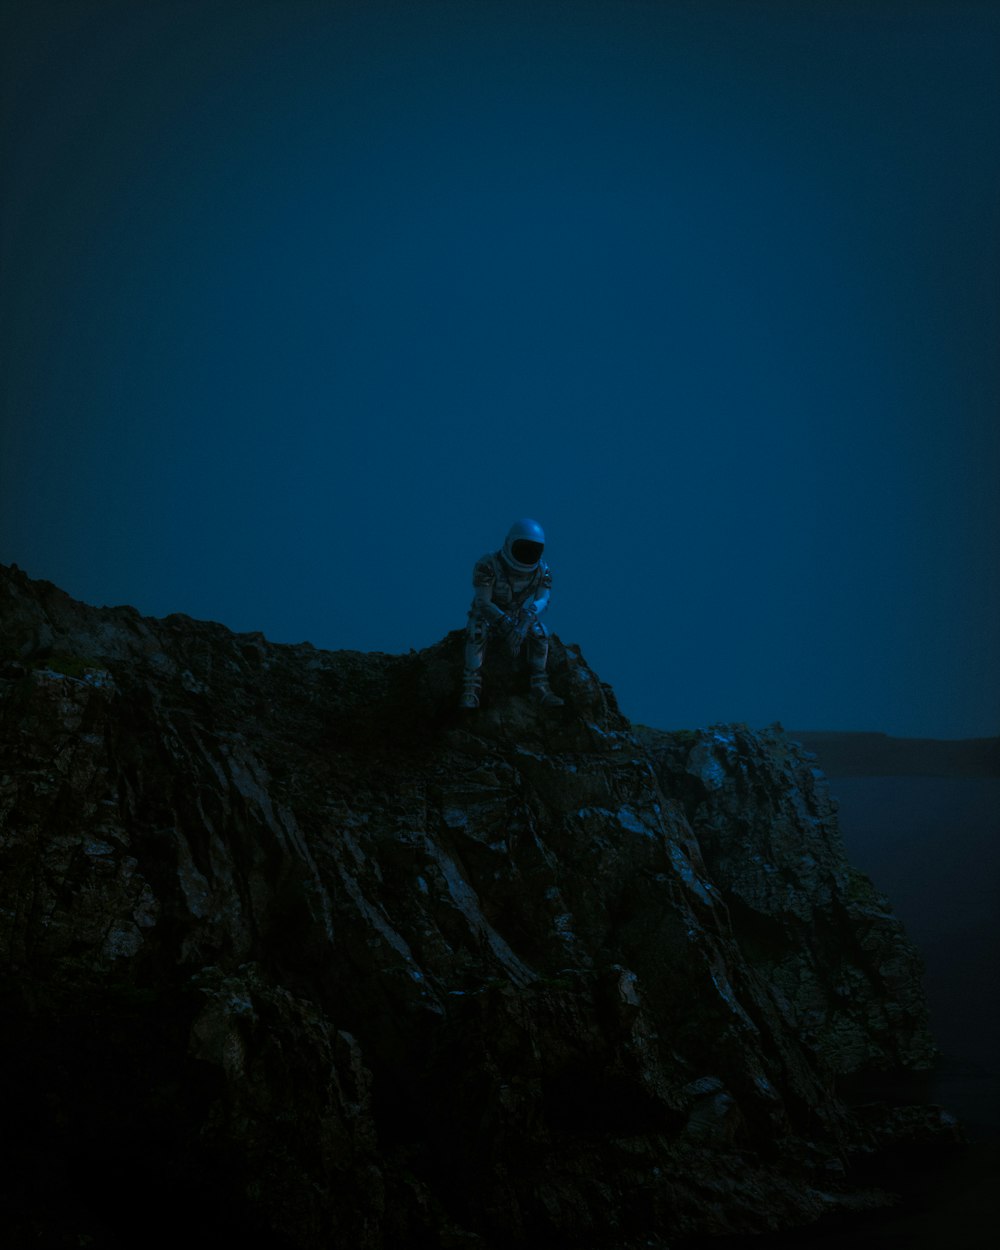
[471,556,507,623]
[530,563,553,617]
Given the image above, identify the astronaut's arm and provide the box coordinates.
[473,581,508,624]
[529,587,550,618]
[528,566,553,618]
[471,559,510,625]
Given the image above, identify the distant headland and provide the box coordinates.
[790,731,1000,779]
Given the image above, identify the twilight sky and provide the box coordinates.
[2,0,998,738]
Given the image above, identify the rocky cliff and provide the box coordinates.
[0,564,953,1248]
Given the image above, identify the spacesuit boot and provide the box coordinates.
[459,667,482,710]
[530,673,564,707]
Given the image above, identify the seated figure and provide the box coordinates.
[460,518,565,710]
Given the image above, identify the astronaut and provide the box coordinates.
[460,518,565,710]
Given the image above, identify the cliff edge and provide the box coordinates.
[0,564,951,1248]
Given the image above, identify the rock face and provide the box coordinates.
[0,564,950,1248]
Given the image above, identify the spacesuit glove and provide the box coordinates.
[506,611,531,655]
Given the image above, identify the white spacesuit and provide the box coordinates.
[460,518,565,710]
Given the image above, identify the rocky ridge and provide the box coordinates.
[0,564,952,1248]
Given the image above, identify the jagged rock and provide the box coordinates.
[0,563,950,1248]
[636,723,937,1075]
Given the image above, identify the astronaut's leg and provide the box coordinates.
[460,615,488,709]
[526,620,564,707]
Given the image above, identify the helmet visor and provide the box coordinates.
[511,539,543,565]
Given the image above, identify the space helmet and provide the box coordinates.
[502,518,545,572]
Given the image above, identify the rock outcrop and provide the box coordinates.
[0,564,953,1248]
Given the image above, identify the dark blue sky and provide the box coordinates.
[2,0,998,737]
